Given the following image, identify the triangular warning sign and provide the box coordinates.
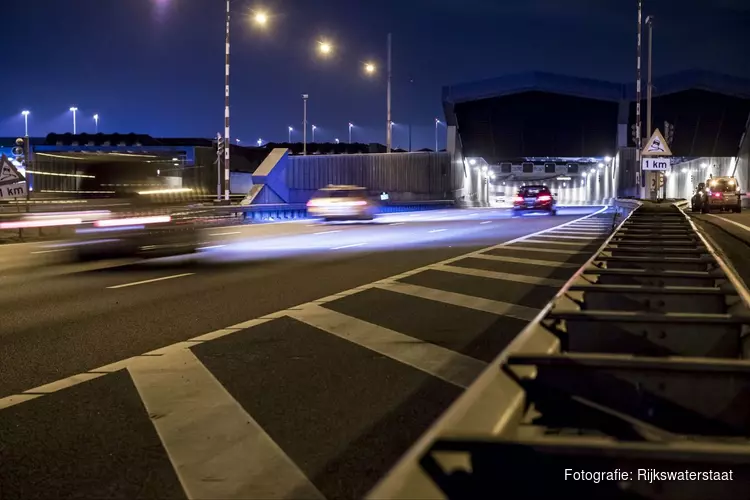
[641,128,672,156]
[0,154,25,186]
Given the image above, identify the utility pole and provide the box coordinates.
[386,33,392,153]
[636,0,643,195]
[302,94,309,155]
[223,0,231,200]
[646,15,654,140]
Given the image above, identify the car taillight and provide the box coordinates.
[537,195,552,202]
[512,196,523,204]
[94,215,171,227]
[712,192,722,198]
[307,199,324,207]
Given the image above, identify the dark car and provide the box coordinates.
[690,182,706,212]
[511,185,557,216]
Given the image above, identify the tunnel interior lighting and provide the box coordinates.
[468,159,477,166]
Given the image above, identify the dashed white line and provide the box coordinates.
[209,231,241,236]
[107,273,195,289]
[314,230,343,235]
[390,222,405,226]
[480,221,492,225]
[331,243,366,250]
[429,229,447,233]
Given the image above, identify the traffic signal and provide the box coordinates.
[215,133,225,162]
[664,121,675,145]
[11,137,25,166]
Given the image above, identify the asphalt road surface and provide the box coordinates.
[0,206,615,500]
[689,209,750,290]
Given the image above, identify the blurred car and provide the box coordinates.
[690,182,706,212]
[71,211,200,261]
[511,185,557,216]
[696,176,742,213]
[306,185,376,221]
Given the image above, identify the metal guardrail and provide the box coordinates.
[368,199,750,499]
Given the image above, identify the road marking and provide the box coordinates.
[129,349,324,500]
[494,245,581,255]
[286,305,485,388]
[197,245,227,250]
[429,229,447,233]
[314,230,342,235]
[534,234,600,240]
[0,206,608,412]
[708,214,750,233]
[376,282,538,321]
[209,231,241,236]
[523,238,590,246]
[409,214,421,217]
[389,222,406,226]
[31,249,68,254]
[432,263,566,287]
[107,273,195,289]
[469,253,578,268]
[331,243,366,250]
[480,221,492,225]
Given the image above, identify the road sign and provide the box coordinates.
[0,154,25,186]
[641,128,672,156]
[642,158,670,171]
[0,182,27,199]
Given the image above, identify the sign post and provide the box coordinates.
[0,154,28,199]
[641,128,672,200]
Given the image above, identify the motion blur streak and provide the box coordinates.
[0,218,83,229]
[94,216,172,227]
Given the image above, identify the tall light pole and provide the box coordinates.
[636,0,643,193]
[94,114,99,133]
[69,107,78,134]
[646,15,654,140]
[386,33,392,152]
[288,126,293,143]
[348,122,353,143]
[257,138,263,146]
[435,118,440,152]
[21,111,29,137]
[302,94,309,155]
[222,0,231,200]
[312,124,317,142]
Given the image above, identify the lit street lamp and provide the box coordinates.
[257,138,263,147]
[434,118,441,152]
[21,110,30,137]
[348,122,353,143]
[94,114,99,133]
[318,40,332,55]
[69,107,78,134]
[253,11,268,25]
[335,138,340,144]
[364,62,375,74]
[312,124,317,142]
[288,126,293,142]
[302,94,309,155]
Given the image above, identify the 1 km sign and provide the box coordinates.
[642,158,670,171]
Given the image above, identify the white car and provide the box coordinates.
[306,185,376,221]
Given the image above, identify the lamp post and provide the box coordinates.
[288,126,293,143]
[312,124,316,143]
[94,114,99,133]
[302,94,309,155]
[69,107,78,134]
[348,122,353,143]
[435,118,441,152]
[386,32,392,152]
[21,111,29,137]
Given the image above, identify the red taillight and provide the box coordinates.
[537,195,552,202]
[712,192,722,198]
[512,196,523,204]
[307,199,323,207]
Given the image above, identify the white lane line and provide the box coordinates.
[468,253,578,268]
[31,249,68,254]
[428,229,447,233]
[389,222,405,226]
[551,230,607,236]
[480,221,492,225]
[0,206,608,412]
[432,264,566,287]
[524,238,590,246]
[314,230,342,235]
[376,282,538,321]
[107,273,195,289]
[490,245,581,255]
[287,305,485,388]
[129,349,324,500]
[209,231,241,236]
[708,214,750,233]
[534,234,600,240]
[331,243,366,250]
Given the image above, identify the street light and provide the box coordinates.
[69,107,78,134]
[21,110,30,137]
[312,125,317,142]
[598,162,604,168]
[93,114,99,133]
[364,62,376,74]
[318,40,332,55]
[302,94,309,154]
[253,11,268,25]
[434,118,441,152]
[335,138,340,144]
[348,122,353,143]
[257,138,263,147]
[604,155,612,163]
[288,126,293,142]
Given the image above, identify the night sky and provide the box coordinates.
[2,0,748,149]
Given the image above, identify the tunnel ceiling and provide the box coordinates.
[445,70,750,162]
[453,91,619,161]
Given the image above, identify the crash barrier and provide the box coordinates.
[368,199,750,499]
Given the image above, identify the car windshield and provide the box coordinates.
[710,180,737,193]
[519,187,550,197]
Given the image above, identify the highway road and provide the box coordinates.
[0,206,615,499]
[689,209,750,290]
